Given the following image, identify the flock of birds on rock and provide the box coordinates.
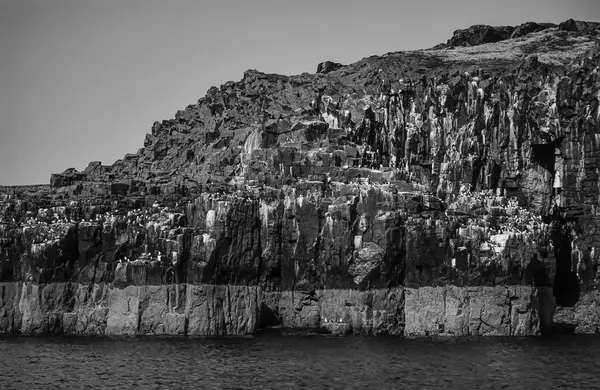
[1,179,551,267]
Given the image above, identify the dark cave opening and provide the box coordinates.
[551,222,581,307]
[258,302,281,328]
[531,142,559,215]
[531,143,555,173]
[527,254,551,288]
[0,253,14,282]
[530,142,580,307]
[490,162,502,191]
[470,157,484,192]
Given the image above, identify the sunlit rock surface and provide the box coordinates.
[2,20,600,336]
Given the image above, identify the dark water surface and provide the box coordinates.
[1,332,599,389]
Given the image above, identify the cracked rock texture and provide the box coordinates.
[2,20,600,336]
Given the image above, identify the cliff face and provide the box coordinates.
[2,20,600,336]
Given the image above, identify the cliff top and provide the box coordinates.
[432,19,599,49]
[6,19,599,193]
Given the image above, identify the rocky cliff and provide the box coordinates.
[2,20,600,336]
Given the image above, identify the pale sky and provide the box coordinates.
[1,0,599,185]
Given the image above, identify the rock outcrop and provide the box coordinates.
[2,20,600,336]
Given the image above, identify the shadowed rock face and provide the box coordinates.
[2,20,600,336]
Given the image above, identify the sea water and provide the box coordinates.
[1,332,599,389]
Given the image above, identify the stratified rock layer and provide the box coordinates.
[2,20,600,336]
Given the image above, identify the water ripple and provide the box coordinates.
[1,334,599,389]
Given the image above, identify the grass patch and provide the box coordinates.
[424,27,595,66]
